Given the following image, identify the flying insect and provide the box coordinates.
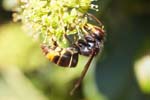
[41,13,105,95]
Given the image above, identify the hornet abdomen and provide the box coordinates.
[41,44,78,67]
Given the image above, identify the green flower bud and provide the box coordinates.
[14,0,99,47]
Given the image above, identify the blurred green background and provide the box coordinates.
[0,0,150,100]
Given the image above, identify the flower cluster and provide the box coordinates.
[14,0,98,47]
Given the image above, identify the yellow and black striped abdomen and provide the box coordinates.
[41,44,78,67]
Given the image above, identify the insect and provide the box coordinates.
[41,13,105,95]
